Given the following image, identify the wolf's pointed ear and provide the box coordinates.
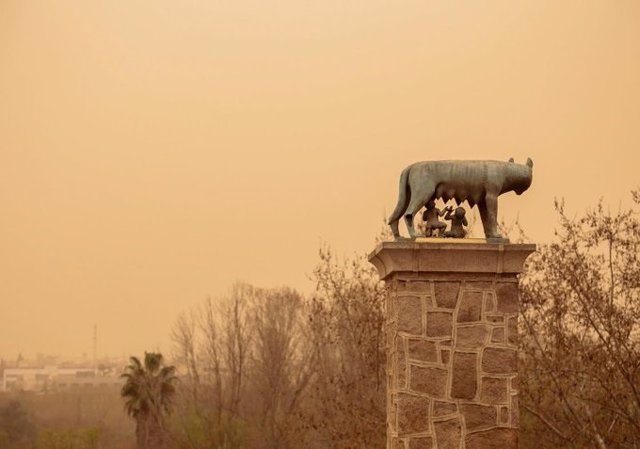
[526,157,533,168]
[508,157,514,163]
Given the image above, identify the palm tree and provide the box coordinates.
[121,352,178,449]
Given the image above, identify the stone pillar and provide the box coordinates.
[368,240,535,449]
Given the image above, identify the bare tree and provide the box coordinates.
[245,287,315,449]
[221,283,253,417]
[172,310,200,412]
[300,247,387,449]
[170,286,252,449]
[519,192,640,449]
[171,283,314,449]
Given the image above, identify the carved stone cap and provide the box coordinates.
[368,240,536,280]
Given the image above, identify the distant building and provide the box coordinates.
[1,366,122,392]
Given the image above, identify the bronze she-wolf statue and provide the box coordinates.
[389,158,533,240]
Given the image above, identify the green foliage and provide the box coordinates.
[0,401,35,447]
[0,390,134,449]
[0,431,9,449]
[170,411,248,449]
[34,427,100,449]
[121,353,177,419]
[121,352,177,449]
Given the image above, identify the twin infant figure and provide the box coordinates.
[421,200,468,238]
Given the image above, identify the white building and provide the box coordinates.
[1,366,121,392]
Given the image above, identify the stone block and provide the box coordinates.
[396,337,407,389]
[461,403,497,432]
[482,347,517,374]
[491,327,504,343]
[387,294,397,317]
[456,325,489,349]
[397,296,423,334]
[389,401,397,433]
[410,365,448,398]
[434,282,460,309]
[408,436,434,449]
[496,283,519,313]
[396,393,431,435]
[500,406,509,424]
[433,400,457,417]
[457,291,483,323]
[424,295,436,309]
[507,316,518,345]
[467,281,494,290]
[511,395,519,427]
[440,349,450,365]
[406,281,430,292]
[387,323,395,347]
[510,376,518,394]
[426,312,453,337]
[465,428,518,449]
[451,352,478,400]
[433,418,462,449]
[480,377,508,404]
[408,338,438,363]
[390,437,404,449]
[483,293,497,313]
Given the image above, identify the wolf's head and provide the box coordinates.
[506,157,533,195]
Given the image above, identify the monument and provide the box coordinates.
[387,158,533,240]
[369,158,535,449]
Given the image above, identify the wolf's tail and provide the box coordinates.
[388,165,411,224]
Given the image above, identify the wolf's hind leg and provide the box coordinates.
[403,214,418,239]
[397,176,435,239]
[405,198,429,239]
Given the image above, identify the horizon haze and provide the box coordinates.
[2,0,639,359]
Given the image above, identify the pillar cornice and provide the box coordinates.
[368,240,536,280]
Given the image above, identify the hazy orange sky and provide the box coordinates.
[1,0,639,360]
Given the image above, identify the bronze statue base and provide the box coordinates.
[413,237,511,244]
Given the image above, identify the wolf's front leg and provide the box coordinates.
[479,195,502,239]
